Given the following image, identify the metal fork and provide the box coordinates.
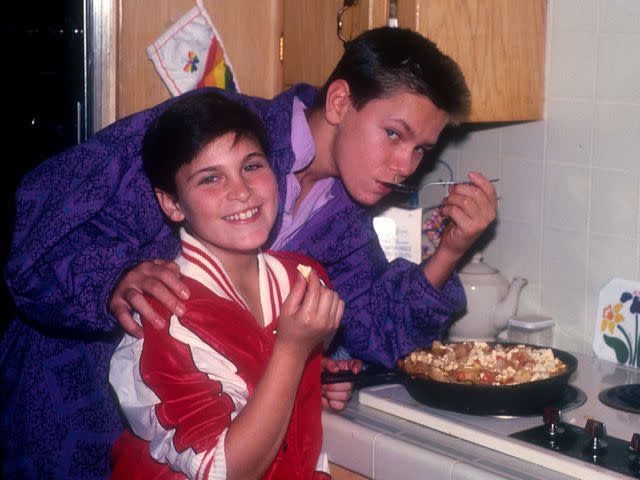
[381,178,499,194]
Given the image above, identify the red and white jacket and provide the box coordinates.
[109,229,331,479]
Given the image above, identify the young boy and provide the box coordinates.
[109,91,342,479]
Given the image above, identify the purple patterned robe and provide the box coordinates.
[1,84,464,479]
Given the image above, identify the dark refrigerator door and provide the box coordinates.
[1,0,88,323]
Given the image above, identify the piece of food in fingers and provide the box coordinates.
[297,264,312,281]
[296,263,328,287]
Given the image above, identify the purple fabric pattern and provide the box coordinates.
[1,84,464,478]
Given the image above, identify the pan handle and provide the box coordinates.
[321,366,401,388]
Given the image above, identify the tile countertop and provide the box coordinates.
[322,398,579,480]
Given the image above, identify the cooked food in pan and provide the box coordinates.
[401,341,568,385]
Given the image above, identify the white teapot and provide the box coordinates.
[448,253,528,341]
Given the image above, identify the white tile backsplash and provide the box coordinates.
[459,128,501,156]
[551,0,598,32]
[587,234,637,295]
[596,34,640,101]
[417,0,640,353]
[543,163,590,231]
[500,121,545,161]
[599,0,640,33]
[593,103,640,172]
[590,168,639,237]
[545,99,593,165]
[500,159,543,223]
[541,229,589,352]
[494,220,541,283]
[548,31,597,99]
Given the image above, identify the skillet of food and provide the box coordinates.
[322,341,578,415]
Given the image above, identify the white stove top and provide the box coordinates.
[359,352,640,479]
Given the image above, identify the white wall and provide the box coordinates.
[420,0,640,354]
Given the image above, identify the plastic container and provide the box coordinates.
[507,314,554,346]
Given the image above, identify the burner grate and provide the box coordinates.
[599,383,640,414]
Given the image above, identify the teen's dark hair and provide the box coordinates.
[142,90,270,196]
[315,27,471,124]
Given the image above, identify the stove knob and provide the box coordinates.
[543,407,565,437]
[630,433,640,470]
[584,419,608,453]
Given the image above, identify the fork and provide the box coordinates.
[381,178,499,194]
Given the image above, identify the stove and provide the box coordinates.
[359,351,640,479]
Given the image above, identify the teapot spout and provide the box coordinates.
[493,277,528,331]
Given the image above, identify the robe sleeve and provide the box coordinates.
[4,105,178,337]
[334,242,466,368]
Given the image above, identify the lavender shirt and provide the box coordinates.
[271,97,334,250]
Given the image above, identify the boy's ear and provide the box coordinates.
[324,79,352,125]
[155,188,185,223]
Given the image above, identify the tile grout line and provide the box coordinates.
[539,0,555,319]
[582,0,601,353]
[371,432,384,479]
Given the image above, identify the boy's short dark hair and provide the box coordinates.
[143,90,270,197]
[315,27,471,124]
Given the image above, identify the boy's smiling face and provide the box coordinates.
[157,132,278,261]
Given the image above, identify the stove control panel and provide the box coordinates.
[510,408,640,477]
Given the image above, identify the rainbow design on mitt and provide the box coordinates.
[197,36,237,92]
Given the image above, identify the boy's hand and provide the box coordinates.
[109,259,189,337]
[321,357,363,411]
[439,171,497,258]
[277,270,344,358]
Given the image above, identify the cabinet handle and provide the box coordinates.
[337,0,357,44]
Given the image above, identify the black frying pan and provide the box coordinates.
[322,344,578,416]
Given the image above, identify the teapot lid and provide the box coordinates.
[460,253,498,275]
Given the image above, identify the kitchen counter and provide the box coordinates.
[322,351,640,479]
[322,397,578,480]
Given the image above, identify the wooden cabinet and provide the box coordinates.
[281,0,546,122]
[282,0,389,88]
[330,462,369,480]
[397,0,547,122]
[116,0,282,119]
[112,0,545,124]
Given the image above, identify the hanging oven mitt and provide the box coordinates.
[146,0,239,96]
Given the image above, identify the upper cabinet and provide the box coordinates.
[282,0,389,89]
[113,0,546,124]
[282,0,546,123]
[397,0,546,122]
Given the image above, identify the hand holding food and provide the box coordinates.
[438,171,498,258]
[278,269,344,358]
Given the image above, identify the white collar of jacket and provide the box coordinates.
[176,227,291,327]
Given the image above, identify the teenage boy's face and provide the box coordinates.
[333,89,448,206]
[163,133,278,260]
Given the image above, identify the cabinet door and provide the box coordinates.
[117,0,282,119]
[398,0,546,122]
[282,0,389,88]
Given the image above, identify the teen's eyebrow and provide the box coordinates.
[390,118,437,149]
[390,117,416,137]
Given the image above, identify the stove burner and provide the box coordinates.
[598,383,640,414]
[493,385,587,418]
